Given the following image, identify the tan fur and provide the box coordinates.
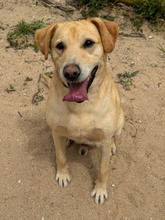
[35,18,124,205]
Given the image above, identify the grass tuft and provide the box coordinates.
[32,87,44,105]
[45,71,53,79]
[5,84,16,93]
[158,45,165,54]
[133,0,165,21]
[25,77,33,82]
[116,70,139,90]
[79,0,109,17]
[130,0,165,31]
[7,18,46,51]
[130,17,143,32]
[32,74,44,105]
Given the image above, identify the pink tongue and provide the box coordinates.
[63,79,89,102]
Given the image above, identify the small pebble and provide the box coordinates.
[18,179,21,183]
[138,120,142,124]
[149,35,153,39]
[23,93,27,96]
[112,184,115,187]
[121,98,125,103]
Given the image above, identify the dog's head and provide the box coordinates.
[35,18,119,102]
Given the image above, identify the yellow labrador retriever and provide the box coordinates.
[35,18,124,204]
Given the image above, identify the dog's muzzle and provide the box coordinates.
[63,65,98,102]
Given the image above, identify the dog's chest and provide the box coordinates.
[57,124,104,144]
[48,110,106,144]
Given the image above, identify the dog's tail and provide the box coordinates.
[42,74,51,88]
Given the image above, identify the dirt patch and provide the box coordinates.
[0,1,165,219]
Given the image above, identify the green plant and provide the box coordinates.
[101,15,115,21]
[5,84,16,93]
[45,71,53,78]
[116,70,139,90]
[32,87,44,105]
[0,25,4,30]
[32,74,44,105]
[80,0,109,17]
[158,45,165,54]
[25,77,33,81]
[7,19,45,51]
[130,17,143,32]
[133,0,165,21]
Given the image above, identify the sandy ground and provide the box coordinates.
[0,1,165,219]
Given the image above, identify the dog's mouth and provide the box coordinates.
[63,65,98,102]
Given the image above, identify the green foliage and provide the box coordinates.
[131,0,165,32]
[25,77,33,81]
[7,19,45,51]
[79,0,109,17]
[79,0,165,21]
[116,70,139,90]
[45,71,53,78]
[32,87,44,105]
[101,15,115,21]
[133,0,165,21]
[32,74,44,105]
[5,84,16,93]
[158,45,165,54]
[130,17,143,32]
[0,25,5,30]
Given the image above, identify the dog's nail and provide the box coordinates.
[95,194,100,205]
[91,190,95,197]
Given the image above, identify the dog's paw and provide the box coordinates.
[56,170,71,187]
[91,186,108,205]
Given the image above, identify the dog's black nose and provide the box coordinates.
[63,64,80,81]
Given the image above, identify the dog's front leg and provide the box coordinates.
[52,130,71,187]
[91,138,114,204]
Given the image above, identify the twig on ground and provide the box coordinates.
[18,111,23,117]
[119,32,146,38]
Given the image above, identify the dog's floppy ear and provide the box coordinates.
[88,18,119,53]
[35,24,58,59]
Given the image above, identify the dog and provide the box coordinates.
[35,18,124,204]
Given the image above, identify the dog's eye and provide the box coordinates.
[56,42,65,50]
[84,40,95,48]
